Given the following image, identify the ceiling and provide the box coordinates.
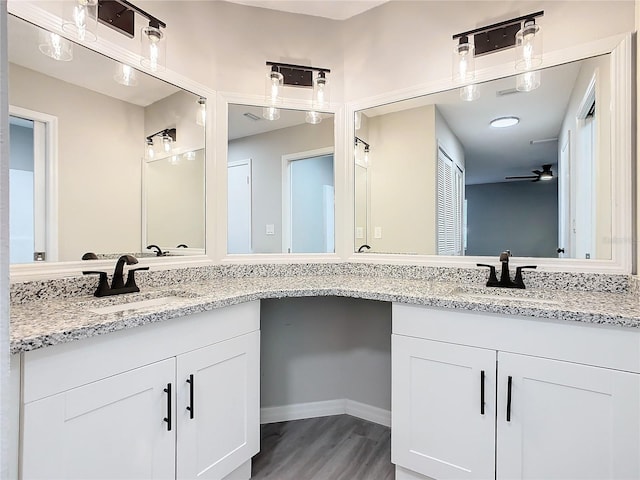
[224,0,390,20]
[228,105,332,140]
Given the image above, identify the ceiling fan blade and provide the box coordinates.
[505,175,538,180]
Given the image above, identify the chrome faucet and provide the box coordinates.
[477,251,536,289]
[83,255,149,297]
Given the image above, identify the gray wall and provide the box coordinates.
[260,297,391,411]
[9,123,32,172]
[466,180,558,257]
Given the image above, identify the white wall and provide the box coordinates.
[228,119,334,253]
[342,0,635,101]
[9,63,144,261]
[260,297,391,411]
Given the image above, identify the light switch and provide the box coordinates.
[356,227,364,239]
[374,227,382,239]
[266,224,275,235]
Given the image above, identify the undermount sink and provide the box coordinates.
[88,296,185,315]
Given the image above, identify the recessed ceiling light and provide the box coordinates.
[490,116,519,128]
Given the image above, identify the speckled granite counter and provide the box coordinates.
[10,272,640,354]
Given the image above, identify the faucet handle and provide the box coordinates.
[125,267,149,291]
[83,271,110,297]
[477,264,499,287]
[514,265,537,289]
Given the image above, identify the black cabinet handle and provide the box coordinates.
[163,383,172,431]
[186,374,194,419]
[506,376,513,422]
[480,370,485,415]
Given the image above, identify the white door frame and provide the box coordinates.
[227,159,252,254]
[9,105,59,262]
[281,146,334,254]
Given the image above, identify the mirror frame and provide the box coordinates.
[344,33,633,274]
[8,2,217,281]
[215,91,345,264]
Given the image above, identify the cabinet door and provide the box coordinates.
[176,331,260,479]
[497,352,640,480]
[392,335,497,480]
[22,358,176,480]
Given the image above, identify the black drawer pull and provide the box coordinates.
[186,374,194,419]
[480,370,485,415]
[506,376,513,422]
[163,383,172,431]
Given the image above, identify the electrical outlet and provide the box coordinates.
[266,224,275,235]
[356,227,364,239]
[374,227,382,239]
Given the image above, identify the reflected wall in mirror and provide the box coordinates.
[355,54,612,259]
[227,105,335,254]
[8,14,206,263]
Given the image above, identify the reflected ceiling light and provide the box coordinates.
[62,0,98,43]
[306,111,322,125]
[97,1,167,72]
[355,137,370,165]
[114,64,138,86]
[490,116,519,128]
[460,84,480,102]
[38,31,73,62]
[196,97,206,126]
[146,128,176,155]
[263,61,331,121]
[516,70,541,92]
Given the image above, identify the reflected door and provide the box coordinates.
[285,153,334,254]
[227,160,252,254]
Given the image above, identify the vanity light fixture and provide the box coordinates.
[145,138,155,159]
[452,11,543,93]
[114,63,138,86]
[355,137,370,165]
[62,0,98,43]
[490,116,520,128]
[38,31,73,61]
[146,128,176,155]
[263,61,331,121]
[97,0,167,71]
[516,70,541,92]
[196,98,206,127]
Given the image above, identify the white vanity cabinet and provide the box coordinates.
[19,301,260,480]
[392,303,640,480]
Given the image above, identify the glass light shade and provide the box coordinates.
[355,111,362,130]
[459,84,479,101]
[146,139,155,159]
[196,98,206,126]
[114,64,139,87]
[312,72,329,110]
[263,106,280,121]
[183,151,196,161]
[162,135,173,152]
[452,36,475,83]
[364,148,370,166]
[62,0,98,43]
[305,111,322,125]
[516,70,541,92]
[515,20,542,71]
[169,155,180,165]
[38,31,73,62]
[141,25,166,72]
[265,69,284,106]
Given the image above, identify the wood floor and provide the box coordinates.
[252,415,395,480]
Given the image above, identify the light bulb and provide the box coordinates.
[146,139,155,159]
[453,36,475,84]
[312,72,329,110]
[62,0,97,43]
[263,106,280,121]
[515,19,542,71]
[141,25,165,72]
[265,68,284,106]
[162,135,172,152]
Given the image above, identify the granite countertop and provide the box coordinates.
[10,274,640,354]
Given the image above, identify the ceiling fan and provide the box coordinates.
[505,164,554,182]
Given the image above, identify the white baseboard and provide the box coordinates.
[260,398,391,427]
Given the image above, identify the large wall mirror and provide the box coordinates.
[227,104,335,254]
[354,49,630,263]
[8,14,206,265]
